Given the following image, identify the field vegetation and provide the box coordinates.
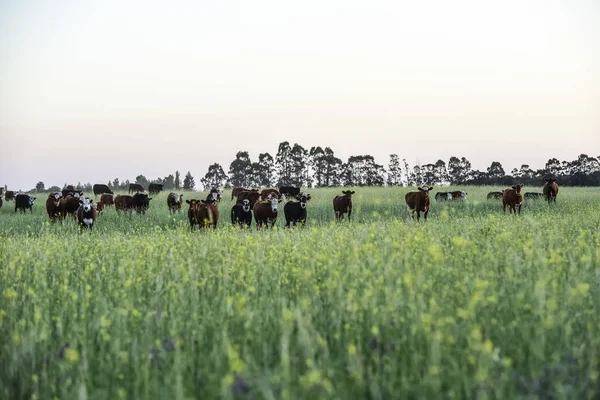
[1,186,599,399]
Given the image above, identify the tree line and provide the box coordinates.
[28,142,600,193]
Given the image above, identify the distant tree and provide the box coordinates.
[47,185,61,193]
[402,159,413,186]
[135,175,149,187]
[35,181,45,192]
[252,152,275,187]
[175,171,181,190]
[432,159,448,184]
[343,155,385,186]
[162,174,175,190]
[544,158,562,176]
[183,171,196,191]
[228,151,253,187]
[275,141,293,186]
[289,143,308,187]
[201,164,227,190]
[421,164,436,185]
[412,164,423,185]
[112,178,120,189]
[387,154,401,186]
[322,147,342,187]
[448,156,472,184]
[486,161,505,180]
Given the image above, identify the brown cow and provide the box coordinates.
[167,193,184,213]
[260,188,281,200]
[232,187,258,200]
[95,201,105,216]
[236,190,261,204]
[502,184,524,215]
[253,197,282,229]
[333,190,355,221]
[194,198,219,229]
[4,190,16,202]
[100,193,114,206]
[405,186,433,221]
[58,194,81,219]
[487,191,504,200]
[129,183,145,193]
[543,178,559,203]
[114,195,133,211]
[186,199,201,230]
[46,192,62,222]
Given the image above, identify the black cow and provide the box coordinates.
[148,183,164,195]
[129,183,145,193]
[231,199,253,228]
[132,193,152,214]
[76,197,96,231]
[284,193,311,227]
[279,186,301,197]
[4,190,16,202]
[15,194,36,213]
[93,184,113,196]
[62,189,83,198]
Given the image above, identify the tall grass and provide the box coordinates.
[1,186,598,399]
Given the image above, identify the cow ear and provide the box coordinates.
[512,186,517,190]
[307,194,311,200]
[351,191,355,194]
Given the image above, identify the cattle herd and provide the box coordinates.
[0,179,561,231]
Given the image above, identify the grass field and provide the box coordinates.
[1,186,599,399]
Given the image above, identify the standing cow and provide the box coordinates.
[167,193,184,213]
[279,186,301,197]
[148,183,164,195]
[253,197,281,229]
[333,191,355,221]
[129,183,145,193]
[15,194,36,213]
[186,199,201,230]
[193,197,219,229]
[405,186,433,221]
[502,184,524,215]
[45,192,62,222]
[76,197,96,231]
[543,178,559,203]
[58,194,81,219]
[93,184,113,196]
[487,191,504,200]
[100,193,114,206]
[284,193,311,227]
[231,199,253,228]
[4,190,16,202]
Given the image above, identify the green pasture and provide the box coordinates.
[0,186,599,399]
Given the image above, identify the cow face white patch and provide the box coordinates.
[29,197,36,205]
[173,194,181,204]
[270,198,279,213]
[80,197,92,212]
[300,201,307,209]
[83,218,93,226]
[53,193,61,200]
[460,191,467,199]
[73,192,81,199]
[242,199,250,213]
[447,192,452,200]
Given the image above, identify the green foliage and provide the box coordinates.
[0,186,599,399]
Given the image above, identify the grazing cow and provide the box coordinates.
[186,199,201,230]
[333,190,355,221]
[487,191,504,200]
[58,194,81,219]
[502,184,524,215]
[148,183,164,195]
[524,192,544,200]
[253,197,281,229]
[260,188,281,200]
[193,197,219,229]
[434,191,466,201]
[167,193,184,213]
[93,184,113,196]
[95,201,105,216]
[129,183,145,193]
[45,192,62,222]
[209,188,222,202]
[100,193,114,206]
[132,193,152,213]
[4,190,16,202]
[279,186,301,197]
[405,186,433,221]
[76,197,96,231]
[231,199,253,228]
[236,190,261,204]
[114,195,133,211]
[15,194,36,213]
[284,193,311,227]
[543,178,559,203]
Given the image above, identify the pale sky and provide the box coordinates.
[1,0,598,190]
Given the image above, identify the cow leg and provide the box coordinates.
[517,204,521,215]
[348,209,352,221]
[285,219,290,228]
[503,203,507,214]
[416,210,420,221]
[424,210,428,221]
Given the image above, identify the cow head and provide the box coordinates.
[210,188,222,202]
[29,196,36,206]
[269,198,279,213]
[297,193,311,209]
[186,199,200,208]
[79,197,94,212]
[206,192,219,203]
[545,178,557,183]
[456,191,467,199]
[342,190,355,199]
[241,199,251,213]
[96,201,104,214]
[172,193,183,204]
[418,186,433,192]
[512,184,524,194]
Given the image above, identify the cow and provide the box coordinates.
[253,197,282,229]
[186,199,201,230]
[502,184,524,215]
[543,178,559,203]
[487,191,504,200]
[236,190,261,205]
[76,197,96,231]
[100,193,114,206]
[435,191,467,201]
[405,186,433,221]
[114,195,133,212]
[209,188,222,202]
[93,184,113,196]
[284,193,311,227]
[148,183,164,195]
[132,193,152,213]
[524,192,544,200]
[231,199,253,228]
[333,190,355,221]
[167,193,184,213]
[260,188,281,200]
[15,194,36,213]
[64,185,75,191]
[95,201,105,216]
[45,192,62,222]
[4,190,16,202]
[279,186,301,197]
[231,187,250,200]
[58,194,81,219]
[193,197,219,229]
[129,183,145,193]
[61,189,83,198]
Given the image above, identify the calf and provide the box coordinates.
[76,197,96,231]
[284,193,311,227]
[279,186,301,197]
[167,193,184,213]
[186,199,201,230]
[405,186,433,221]
[502,184,524,215]
[543,178,559,203]
[15,194,36,213]
[487,191,504,200]
[46,192,62,222]
[333,190,355,221]
[194,197,219,229]
[132,193,152,214]
[524,192,544,200]
[231,199,253,228]
[95,201,105,216]
[253,197,281,229]
[100,193,114,206]
[59,195,81,219]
